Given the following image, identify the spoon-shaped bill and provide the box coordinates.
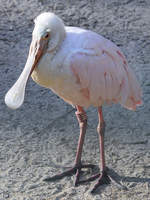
[5,54,36,109]
[5,36,48,109]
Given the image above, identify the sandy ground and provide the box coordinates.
[0,0,150,199]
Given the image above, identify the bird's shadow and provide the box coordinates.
[79,166,150,194]
[108,167,150,184]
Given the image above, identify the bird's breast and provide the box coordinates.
[31,50,77,92]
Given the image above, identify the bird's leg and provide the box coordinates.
[73,106,95,185]
[90,107,111,193]
[91,107,122,193]
[43,105,95,184]
[97,106,106,172]
[74,105,87,165]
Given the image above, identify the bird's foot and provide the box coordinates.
[91,169,112,193]
[78,167,124,193]
[43,163,95,186]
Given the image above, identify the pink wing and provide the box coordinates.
[70,43,142,110]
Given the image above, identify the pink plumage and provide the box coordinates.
[55,27,142,110]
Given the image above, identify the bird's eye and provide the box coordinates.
[43,32,50,40]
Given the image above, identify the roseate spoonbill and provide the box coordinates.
[5,12,142,193]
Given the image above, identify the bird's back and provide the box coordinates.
[64,26,112,54]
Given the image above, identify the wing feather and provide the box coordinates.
[68,40,141,109]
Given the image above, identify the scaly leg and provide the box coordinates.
[43,105,95,185]
[91,107,111,193]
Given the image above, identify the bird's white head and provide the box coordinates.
[33,12,66,51]
[5,12,66,110]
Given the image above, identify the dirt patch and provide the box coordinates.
[0,0,150,199]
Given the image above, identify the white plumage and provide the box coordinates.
[5,12,142,110]
[30,13,141,110]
